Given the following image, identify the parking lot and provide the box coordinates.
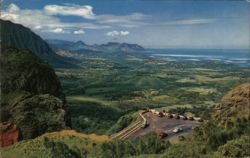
[128,112,200,142]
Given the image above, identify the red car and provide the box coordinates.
[159,132,168,138]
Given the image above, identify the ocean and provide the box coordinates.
[143,49,250,66]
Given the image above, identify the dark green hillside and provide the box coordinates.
[0,19,78,68]
[0,47,70,139]
[3,93,68,139]
[0,48,64,99]
[0,20,55,60]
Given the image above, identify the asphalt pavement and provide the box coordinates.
[128,112,200,142]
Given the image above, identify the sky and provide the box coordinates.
[1,0,250,49]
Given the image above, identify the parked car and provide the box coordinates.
[167,114,173,119]
[142,121,149,128]
[182,116,187,120]
[159,132,168,138]
[198,118,203,122]
[175,115,180,119]
[188,116,194,121]
[158,112,164,117]
[173,127,183,133]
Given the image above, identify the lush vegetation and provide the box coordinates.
[0,48,64,99]
[1,19,249,158]
[1,47,249,158]
[0,48,70,139]
[1,116,249,158]
[0,132,169,158]
[107,112,140,134]
[69,102,121,134]
[54,47,249,134]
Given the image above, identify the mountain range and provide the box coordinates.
[0,19,144,68]
[46,39,145,53]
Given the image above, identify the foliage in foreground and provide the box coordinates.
[0,132,169,158]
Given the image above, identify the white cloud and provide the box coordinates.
[166,19,216,25]
[52,28,64,33]
[7,3,20,12]
[106,30,120,36]
[73,29,85,34]
[0,3,108,34]
[120,31,130,36]
[43,4,149,28]
[44,4,95,19]
[106,30,130,37]
[96,13,149,28]
[0,3,216,37]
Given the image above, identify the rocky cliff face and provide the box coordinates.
[214,83,250,126]
[0,123,20,147]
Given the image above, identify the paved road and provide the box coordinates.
[128,112,200,141]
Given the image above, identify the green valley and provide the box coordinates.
[0,2,249,156]
[53,47,249,135]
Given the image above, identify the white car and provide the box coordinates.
[173,127,183,133]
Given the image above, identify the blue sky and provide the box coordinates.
[2,0,250,49]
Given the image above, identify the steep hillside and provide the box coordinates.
[0,47,70,141]
[0,48,64,99]
[0,20,55,59]
[4,93,68,139]
[213,83,250,126]
[0,20,77,68]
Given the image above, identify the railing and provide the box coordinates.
[110,110,147,140]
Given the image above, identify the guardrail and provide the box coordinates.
[110,110,148,140]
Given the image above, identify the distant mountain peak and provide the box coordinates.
[75,40,86,45]
[47,40,145,52]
